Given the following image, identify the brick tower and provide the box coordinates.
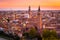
[28,6,32,18]
[37,6,42,33]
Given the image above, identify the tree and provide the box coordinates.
[23,32,29,38]
[42,29,51,38]
[28,27,37,39]
[23,27,42,40]
[50,30,57,38]
[42,29,58,40]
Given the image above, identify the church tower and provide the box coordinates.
[38,6,42,32]
[38,6,40,13]
[28,6,32,18]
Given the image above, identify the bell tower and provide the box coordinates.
[28,6,32,18]
[38,6,42,32]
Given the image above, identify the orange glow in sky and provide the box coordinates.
[0,0,60,10]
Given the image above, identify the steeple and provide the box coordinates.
[37,6,42,33]
[28,6,31,12]
[28,6,32,18]
[38,6,40,12]
[38,6,40,15]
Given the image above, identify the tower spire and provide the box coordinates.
[38,6,40,12]
[38,6,40,15]
[28,6,32,18]
[28,6,31,12]
[37,6,42,33]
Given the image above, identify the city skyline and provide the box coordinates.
[0,0,60,10]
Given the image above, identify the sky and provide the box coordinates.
[0,0,60,10]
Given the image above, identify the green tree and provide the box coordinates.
[42,29,51,38]
[23,32,29,38]
[28,27,37,39]
[42,29,58,40]
[23,27,42,40]
[50,30,57,37]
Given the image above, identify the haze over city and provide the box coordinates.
[0,0,60,10]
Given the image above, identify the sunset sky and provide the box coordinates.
[0,0,60,10]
